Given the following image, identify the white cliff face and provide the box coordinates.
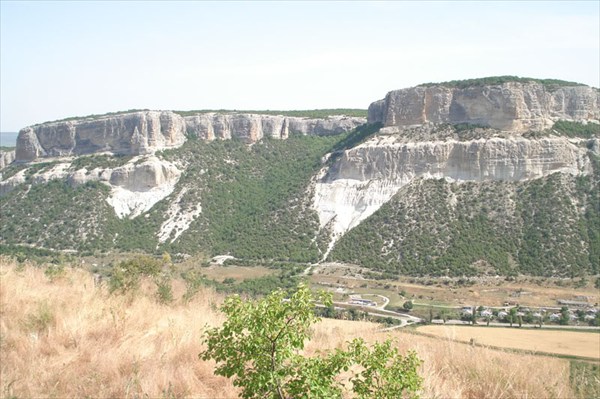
[16,112,366,162]
[15,111,187,162]
[183,113,365,142]
[1,162,74,196]
[312,133,593,255]
[0,150,15,170]
[287,116,367,136]
[1,155,181,219]
[183,113,289,141]
[103,156,181,218]
[368,82,600,132]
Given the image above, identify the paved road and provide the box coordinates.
[360,294,390,310]
[315,301,423,327]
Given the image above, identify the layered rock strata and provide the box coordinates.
[14,112,366,162]
[368,82,599,132]
[313,132,595,256]
[0,150,15,170]
[15,111,186,162]
[183,113,365,141]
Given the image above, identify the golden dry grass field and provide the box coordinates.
[191,264,274,282]
[417,325,600,359]
[0,258,583,398]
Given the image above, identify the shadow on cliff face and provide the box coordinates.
[322,123,383,181]
[320,123,382,182]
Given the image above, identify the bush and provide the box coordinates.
[155,276,173,304]
[109,255,162,294]
[200,284,422,399]
[24,302,54,335]
[44,263,66,281]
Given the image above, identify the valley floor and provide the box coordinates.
[0,258,594,399]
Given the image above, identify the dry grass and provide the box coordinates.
[417,325,600,359]
[195,265,274,283]
[0,258,577,398]
[0,258,237,399]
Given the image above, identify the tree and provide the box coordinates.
[439,309,448,324]
[403,300,414,311]
[109,255,162,294]
[200,284,422,399]
[508,308,517,327]
[559,306,571,326]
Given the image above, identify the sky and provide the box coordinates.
[1,0,599,132]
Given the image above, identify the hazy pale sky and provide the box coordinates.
[1,0,598,131]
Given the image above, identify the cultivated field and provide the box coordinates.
[0,258,586,398]
[190,264,274,282]
[417,325,600,359]
[311,262,599,309]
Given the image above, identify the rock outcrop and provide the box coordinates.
[368,82,599,132]
[104,156,181,218]
[312,131,594,255]
[183,113,365,142]
[0,150,15,170]
[15,112,366,162]
[1,155,181,219]
[15,111,186,162]
[184,113,290,141]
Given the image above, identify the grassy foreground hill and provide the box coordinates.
[0,257,587,399]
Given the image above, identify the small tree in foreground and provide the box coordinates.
[200,284,422,399]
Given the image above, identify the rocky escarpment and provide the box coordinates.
[368,82,599,132]
[0,150,15,170]
[183,113,365,142]
[312,128,597,255]
[15,111,186,162]
[13,112,366,163]
[1,155,181,218]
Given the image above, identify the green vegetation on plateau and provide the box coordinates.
[420,76,587,89]
[173,108,367,118]
[551,120,600,138]
[39,109,151,125]
[39,108,367,125]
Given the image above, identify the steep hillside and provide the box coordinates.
[0,125,378,260]
[1,79,599,277]
[328,160,599,277]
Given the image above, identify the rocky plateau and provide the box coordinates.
[368,82,599,131]
[10,111,366,163]
[1,78,599,276]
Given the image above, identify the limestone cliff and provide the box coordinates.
[1,155,181,218]
[183,113,365,142]
[312,129,596,255]
[0,150,15,170]
[15,111,186,162]
[368,82,599,132]
[14,111,365,162]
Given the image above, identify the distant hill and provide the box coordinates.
[1,79,598,277]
